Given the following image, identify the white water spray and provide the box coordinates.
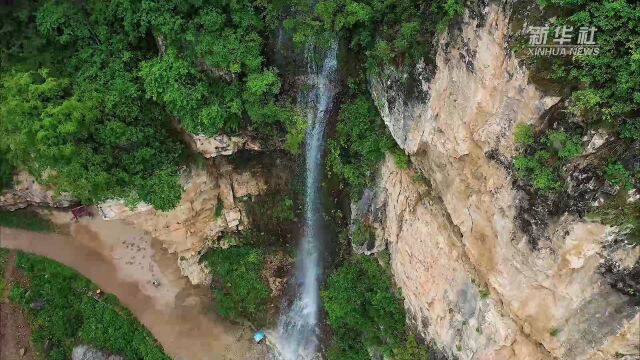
[272,40,338,360]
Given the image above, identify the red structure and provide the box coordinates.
[70,206,92,221]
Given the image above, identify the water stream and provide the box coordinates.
[272,40,338,360]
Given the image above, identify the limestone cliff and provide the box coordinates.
[0,171,73,211]
[99,154,291,285]
[361,2,640,359]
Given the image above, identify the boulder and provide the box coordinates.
[72,345,123,360]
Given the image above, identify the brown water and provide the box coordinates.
[0,219,268,360]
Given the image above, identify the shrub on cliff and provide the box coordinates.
[204,246,271,326]
[513,129,583,192]
[513,123,535,147]
[519,0,639,239]
[322,256,430,359]
[327,94,396,197]
[535,0,640,139]
[351,221,375,247]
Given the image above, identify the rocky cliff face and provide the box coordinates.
[0,171,73,211]
[362,2,640,359]
[99,154,291,285]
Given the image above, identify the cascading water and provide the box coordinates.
[271,40,338,360]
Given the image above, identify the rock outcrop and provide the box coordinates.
[191,134,263,158]
[170,116,264,159]
[362,2,640,360]
[72,345,123,360]
[0,171,73,211]
[99,155,291,285]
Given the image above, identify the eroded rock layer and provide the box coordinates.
[99,155,291,285]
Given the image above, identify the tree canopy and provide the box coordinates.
[0,0,302,209]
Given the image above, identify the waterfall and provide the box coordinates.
[271,40,338,360]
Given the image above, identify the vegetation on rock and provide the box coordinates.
[1,1,186,210]
[0,150,14,191]
[327,89,396,197]
[284,0,464,70]
[322,256,430,359]
[0,0,303,211]
[243,191,301,246]
[516,0,639,241]
[203,246,271,326]
[351,221,375,247]
[513,129,582,192]
[533,0,640,140]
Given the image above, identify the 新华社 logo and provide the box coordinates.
[526,25,600,57]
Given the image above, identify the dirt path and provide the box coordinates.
[0,220,269,360]
[0,250,37,360]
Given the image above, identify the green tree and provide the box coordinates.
[204,246,271,326]
[605,162,633,189]
[0,71,183,210]
[322,256,409,359]
[140,49,233,135]
[328,95,396,196]
[285,0,465,70]
[0,150,14,190]
[534,0,640,138]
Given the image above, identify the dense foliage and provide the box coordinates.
[135,0,307,147]
[327,91,396,197]
[0,210,55,232]
[322,256,429,359]
[0,1,187,210]
[534,0,640,139]
[0,0,305,210]
[203,246,271,326]
[0,69,184,210]
[0,150,13,191]
[9,252,169,360]
[285,0,464,70]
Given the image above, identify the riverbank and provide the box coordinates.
[0,218,268,360]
